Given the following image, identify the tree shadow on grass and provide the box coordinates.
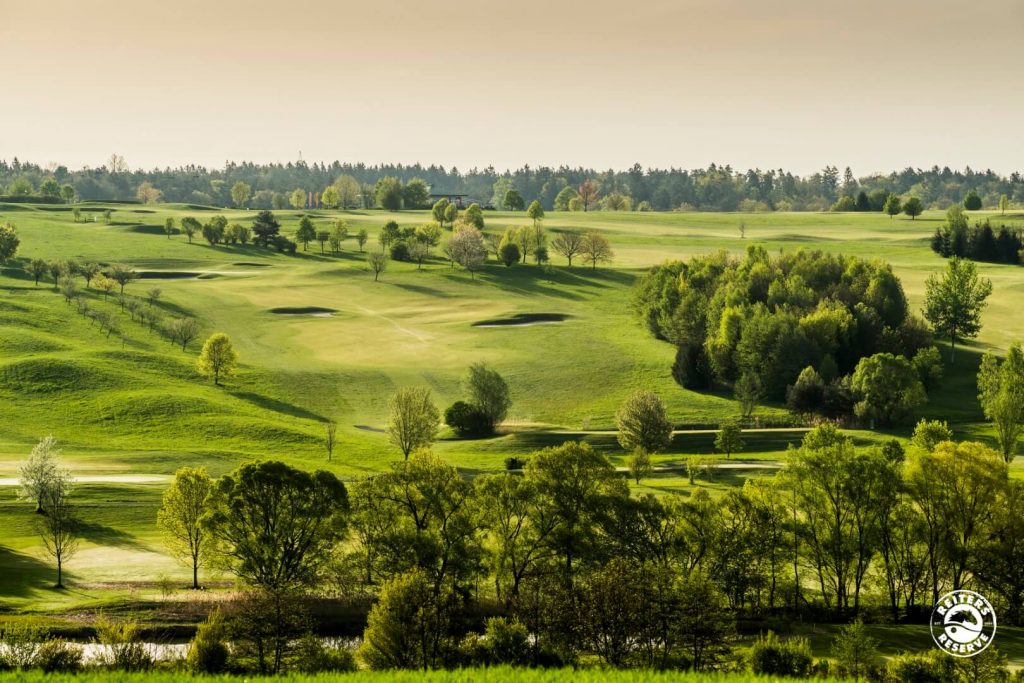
[76,520,153,552]
[0,546,55,598]
[389,282,457,298]
[228,390,326,422]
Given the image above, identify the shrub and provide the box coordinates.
[186,612,230,674]
[749,631,813,677]
[94,618,153,672]
[504,456,527,470]
[499,241,520,266]
[912,346,943,390]
[444,400,491,437]
[34,640,83,673]
[293,633,357,673]
[0,623,43,669]
[885,650,952,682]
[389,241,411,262]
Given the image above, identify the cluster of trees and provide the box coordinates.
[19,421,1019,675]
[633,247,939,423]
[930,206,1023,264]
[5,156,1023,212]
[831,191,924,219]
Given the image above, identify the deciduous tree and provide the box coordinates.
[386,387,441,459]
[157,467,214,589]
[197,333,237,385]
[923,257,992,360]
[616,391,673,453]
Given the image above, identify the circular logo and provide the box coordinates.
[930,590,996,657]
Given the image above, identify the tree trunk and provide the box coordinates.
[193,560,199,590]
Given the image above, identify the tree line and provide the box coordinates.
[3,155,1023,212]
[12,421,1024,677]
[930,205,1024,265]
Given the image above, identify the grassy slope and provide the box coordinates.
[1,203,1023,609]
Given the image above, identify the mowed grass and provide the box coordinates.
[2,203,1023,609]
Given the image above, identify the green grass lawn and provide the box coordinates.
[1,202,1022,610]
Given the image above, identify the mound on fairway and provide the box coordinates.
[269,306,337,316]
[472,312,571,327]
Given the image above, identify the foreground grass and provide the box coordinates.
[0,670,834,683]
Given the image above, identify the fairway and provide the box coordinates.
[1,203,1023,613]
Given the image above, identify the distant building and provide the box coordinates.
[429,192,469,209]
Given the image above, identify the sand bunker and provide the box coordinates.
[269,306,337,317]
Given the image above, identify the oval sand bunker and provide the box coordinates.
[472,313,570,328]
[269,306,338,317]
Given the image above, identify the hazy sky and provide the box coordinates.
[2,0,1022,175]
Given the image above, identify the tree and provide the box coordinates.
[356,228,369,252]
[463,203,485,229]
[289,188,306,210]
[329,221,348,253]
[443,202,457,228]
[320,185,340,209]
[181,217,201,243]
[203,460,348,591]
[367,251,388,281]
[554,186,578,211]
[498,240,520,267]
[964,190,983,210]
[197,333,237,385]
[295,216,316,251]
[386,387,440,459]
[157,467,214,589]
[0,222,19,261]
[714,421,745,459]
[252,211,281,246]
[407,240,430,269]
[135,181,163,204]
[316,231,329,253]
[325,421,337,462]
[883,193,902,218]
[528,200,544,227]
[911,418,953,452]
[978,343,1024,462]
[578,180,599,211]
[108,264,137,295]
[431,198,449,224]
[402,178,430,209]
[579,232,613,269]
[357,569,455,670]
[503,188,525,211]
[28,258,48,286]
[448,225,487,278]
[627,448,652,484]
[616,391,673,453]
[170,317,201,351]
[81,262,100,288]
[375,176,404,211]
[163,217,175,239]
[735,372,762,420]
[19,436,66,514]
[831,620,880,680]
[231,181,251,208]
[903,196,923,220]
[333,174,361,208]
[378,221,401,250]
[60,184,75,203]
[36,474,78,589]
[675,571,735,671]
[923,257,993,361]
[850,353,926,426]
[467,362,511,433]
[1000,194,1010,215]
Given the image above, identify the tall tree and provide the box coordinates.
[714,421,745,459]
[386,387,441,460]
[526,200,544,228]
[197,333,238,385]
[295,216,316,250]
[579,232,613,269]
[551,231,584,266]
[36,473,78,589]
[903,197,923,220]
[231,181,251,208]
[375,176,404,211]
[923,257,992,361]
[289,188,306,210]
[578,180,599,212]
[467,362,511,433]
[883,193,902,218]
[251,211,280,246]
[616,391,673,453]
[19,435,65,514]
[977,343,1024,462]
[157,467,214,589]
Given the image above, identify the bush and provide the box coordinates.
[0,623,43,669]
[293,633,357,673]
[389,241,411,262]
[885,650,952,682]
[444,400,491,437]
[186,612,230,674]
[499,241,520,266]
[504,456,527,470]
[749,631,813,677]
[912,346,943,390]
[459,618,531,667]
[34,640,83,673]
[94,618,153,672]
